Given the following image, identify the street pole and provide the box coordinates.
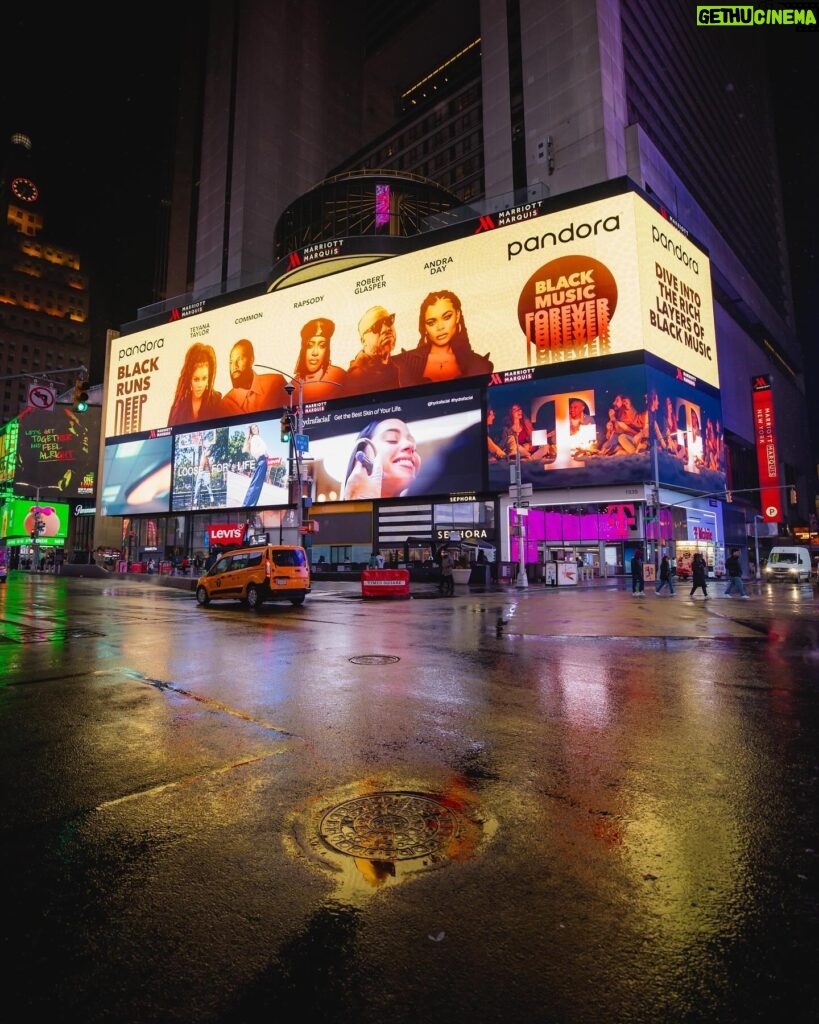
[259,364,341,548]
[753,514,762,579]
[515,447,528,589]
[17,482,61,571]
[283,383,302,533]
[652,437,661,566]
[292,379,304,534]
[31,486,42,572]
[256,363,341,542]
[257,367,302,536]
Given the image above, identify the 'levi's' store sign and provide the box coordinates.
[207,524,245,545]
[751,375,781,523]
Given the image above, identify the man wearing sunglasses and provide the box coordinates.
[346,305,403,396]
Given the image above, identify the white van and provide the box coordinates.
[763,546,812,583]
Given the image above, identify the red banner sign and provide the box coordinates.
[207,523,245,545]
[751,375,781,522]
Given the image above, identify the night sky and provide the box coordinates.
[1,9,816,458]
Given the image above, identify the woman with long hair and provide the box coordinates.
[500,402,554,460]
[168,343,223,426]
[242,423,269,506]
[193,446,215,507]
[501,403,535,459]
[688,407,704,471]
[663,396,684,458]
[342,418,421,500]
[394,290,493,386]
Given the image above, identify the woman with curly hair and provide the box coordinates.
[394,290,493,386]
[168,343,223,426]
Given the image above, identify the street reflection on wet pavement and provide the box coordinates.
[1,573,817,1023]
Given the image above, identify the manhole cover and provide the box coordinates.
[348,654,400,665]
[0,627,105,644]
[287,783,498,897]
[319,791,458,860]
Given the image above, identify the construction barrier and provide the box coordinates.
[361,568,411,599]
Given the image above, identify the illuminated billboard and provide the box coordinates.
[486,358,726,492]
[165,385,483,512]
[0,496,70,546]
[0,419,17,486]
[100,431,173,517]
[164,387,484,510]
[171,421,290,512]
[304,386,484,502]
[103,188,716,442]
[751,374,781,522]
[15,406,100,497]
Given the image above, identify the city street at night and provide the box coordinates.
[1,572,817,1024]
[2,7,818,1024]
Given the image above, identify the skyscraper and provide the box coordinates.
[0,132,91,425]
[155,0,811,533]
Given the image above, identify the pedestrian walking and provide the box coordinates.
[631,547,645,595]
[689,552,708,598]
[655,554,675,595]
[724,548,749,598]
[440,551,455,596]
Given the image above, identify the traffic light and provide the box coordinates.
[72,379,89,413]
[280,413,292,443]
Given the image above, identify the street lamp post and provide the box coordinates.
[16,483,61,571]
[248,367,305,534]
[649,437,661,567]
[514,446,528,589]
[753,514,763,580]
[255,365,342,538]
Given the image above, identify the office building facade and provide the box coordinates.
[110,0,810,572]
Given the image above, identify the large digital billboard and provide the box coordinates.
[0,419,17,486]
[0,496,70,546]
[15,406,100,497]
[486,358,726,492]
[304,387,484,502]
[100,431,173,517]
[102,188,716,443]
[171,421,290,512]
[164,388,484,511]
[751,374,781,522]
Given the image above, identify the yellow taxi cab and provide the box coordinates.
[195,544,310,609]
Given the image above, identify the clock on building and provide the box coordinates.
[11,176,39,202]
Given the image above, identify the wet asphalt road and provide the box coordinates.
[1,572,817,1024]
